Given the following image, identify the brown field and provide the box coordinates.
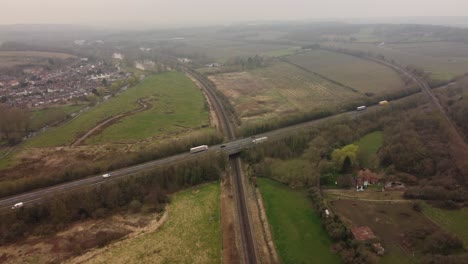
[0,51,75,67]
[286,50,405,95]
[209,61,364,124]
[325,41,468,81]
[330,200,439,254]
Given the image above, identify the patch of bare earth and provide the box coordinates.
[66,208,168,264]
[0,210,165,264]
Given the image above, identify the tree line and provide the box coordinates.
[0,129,224,198]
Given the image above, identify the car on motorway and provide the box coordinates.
[11,202,23,210]
[102,173,111,178]
[220,145,226,148]
[356,105,367,111]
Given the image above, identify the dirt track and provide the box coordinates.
[71,99,150,146]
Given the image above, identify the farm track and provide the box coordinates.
[180,66,258,264]
[71,99,150,146]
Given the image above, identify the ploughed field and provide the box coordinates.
[286,49,406,95]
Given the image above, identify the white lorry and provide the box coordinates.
[190,145,209,154]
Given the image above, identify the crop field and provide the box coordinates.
[0,51,75,67]
[209,61,363,124]
[326,41,468,81]
[330,200,439,258]
[286,50,405,95]
[258,178,340,264]
[25,71,210,147]
[83,182,222,264]
[422,204,468,247]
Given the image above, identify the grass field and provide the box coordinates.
[286,50,405,95]
[85,182,222,264]
[422,204,468,248]
[209,61,363,124]
[355,131,383,167]
[326,42,468,81]
[258,178,340,264]
[25,71,210,147]
[29,104,86,131]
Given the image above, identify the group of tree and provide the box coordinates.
[0,105,30,144]
[226,55,265,70]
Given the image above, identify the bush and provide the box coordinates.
[423,231,463,255]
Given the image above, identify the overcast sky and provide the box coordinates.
[2,0,468,28]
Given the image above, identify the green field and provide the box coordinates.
[25,71,210,147]
[86,182,222,264]
[422,204,468,248]
[29,104,86,131]
[287,50,405,95]
[258,178,340,264]
[210,61,363,124]
[355,131,384,168]
[326,42,468,81]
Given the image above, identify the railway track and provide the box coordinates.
[180,66,258,264]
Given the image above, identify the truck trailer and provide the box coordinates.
[190,145,209,153]
[252,136,268,144]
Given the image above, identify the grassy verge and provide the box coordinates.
[422,203,468,248]
[85,182,222,264]
[25,71,209,147]
[258,178,340,264]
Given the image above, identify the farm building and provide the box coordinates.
[356,169,380,189]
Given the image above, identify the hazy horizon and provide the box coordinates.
[2,0,468,29]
